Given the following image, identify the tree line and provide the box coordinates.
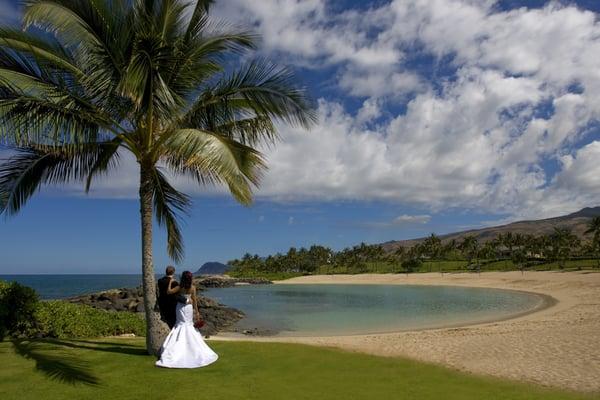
[229,218,600,275]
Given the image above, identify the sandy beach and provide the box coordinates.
[213,271,600,393]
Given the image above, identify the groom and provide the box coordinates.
[157,266,179,329]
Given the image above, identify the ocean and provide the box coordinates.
[0,274,150,299]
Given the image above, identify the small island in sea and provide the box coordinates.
[194,262,231,276]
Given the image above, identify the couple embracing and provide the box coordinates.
[155,266,218,368]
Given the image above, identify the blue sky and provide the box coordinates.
[2,0,600,273]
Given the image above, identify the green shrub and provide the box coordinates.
[401,258,422,273]
[0,280,146,339]
[0,281,39,340]
[34,301,146,339]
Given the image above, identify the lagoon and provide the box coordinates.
[205,284,547,336]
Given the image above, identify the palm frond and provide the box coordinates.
[0,95,106,146]
[162,128,266,205]
[23,0,132,105]
[183,0,213,42]
[180,59,316,144]
[150,167,190,262]
[213,116,277,146]
[0,28,81,76]
[118,33,182,117]
[167,29,257,97]
[84,138,122,192]
[0,142,119,215]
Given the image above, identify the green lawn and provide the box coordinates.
[240,259,599,279]
[0,339,592,400]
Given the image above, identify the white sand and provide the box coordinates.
[212,271,600,393]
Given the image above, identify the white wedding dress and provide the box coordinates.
[156,294,218,368]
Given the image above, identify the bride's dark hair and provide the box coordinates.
[180,271,193,289]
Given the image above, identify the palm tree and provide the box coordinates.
[585,217,600,242]
[550,227,580,269]
[441,238,457,259]
[0,0,315,355]
[423,233,442,260]
[585,217,600,268]
[479,241,497,262]
[459,235,479,271]
[498,232,515,259]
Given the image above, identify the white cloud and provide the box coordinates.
[17,1,600,221]
[358,214,431,228]
[246,1,600,219]
[393,214,431,225]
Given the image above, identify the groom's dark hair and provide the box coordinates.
[166,266,175,276]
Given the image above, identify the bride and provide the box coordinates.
[155,271,218,368]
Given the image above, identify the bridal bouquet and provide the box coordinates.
[194,319,205,329]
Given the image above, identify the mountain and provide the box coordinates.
[194,262,230,275]
[381,206,600,251]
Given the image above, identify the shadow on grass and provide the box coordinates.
[11,340,100,386]
[67,338,144,349]
[37,339,148,356]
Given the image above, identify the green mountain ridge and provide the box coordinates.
[381,206,600,251]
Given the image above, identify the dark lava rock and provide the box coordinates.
[232,327,278,336]
[66,286,244,336]
[194,275,272,289]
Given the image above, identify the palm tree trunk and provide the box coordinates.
[139,164,164,356]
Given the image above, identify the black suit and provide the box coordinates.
[157,276,179,329]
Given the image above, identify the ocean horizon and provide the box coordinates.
[0,274,165,299]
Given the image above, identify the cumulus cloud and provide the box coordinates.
[23,1,600,221]
[224,0,600,219]
[393,214,431,224]
[356,214,431,228]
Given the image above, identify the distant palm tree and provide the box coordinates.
[498,232,515,259]
[459,235,479,271]
[585,217,600,241]
[585,217,600,268]
[441,238,457,259]
[423,233,442,260]
[0,0,315,355]
[479,241,497,261]
[550,227,580,269]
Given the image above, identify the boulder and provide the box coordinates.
[66,286,244,336]
[194,275,272,289]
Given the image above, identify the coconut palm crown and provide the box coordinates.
[0,0,316,354]
[585,217,600,246]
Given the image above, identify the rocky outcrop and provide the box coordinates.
[66,287,244,336]
[194,275,272,289]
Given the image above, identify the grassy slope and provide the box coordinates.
[0,339,592,400]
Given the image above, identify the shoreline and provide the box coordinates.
[212,271,600,393]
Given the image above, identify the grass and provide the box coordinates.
[0,338,593,400]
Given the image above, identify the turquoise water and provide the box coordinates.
[205,284,546,336]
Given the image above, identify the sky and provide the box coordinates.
[2,0,600,273]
